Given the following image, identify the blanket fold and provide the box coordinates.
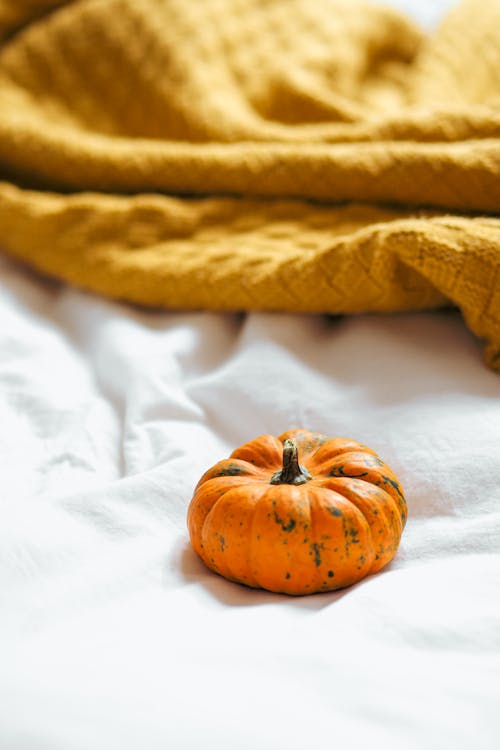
[0,0,499,368]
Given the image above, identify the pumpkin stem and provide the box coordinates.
[270,438,312,485]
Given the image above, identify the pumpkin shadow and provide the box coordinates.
[176,541,351,610]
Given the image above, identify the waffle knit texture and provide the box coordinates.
[0,0,499,368]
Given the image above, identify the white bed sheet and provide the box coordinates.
[2,2,500,747]
[1,254,499,749]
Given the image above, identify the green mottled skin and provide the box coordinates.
[188,430,407,596]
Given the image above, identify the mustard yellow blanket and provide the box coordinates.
[1,0,499,368]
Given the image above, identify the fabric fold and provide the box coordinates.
[0,0,499,367]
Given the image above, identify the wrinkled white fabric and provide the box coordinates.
[1,252,499,749]
[2,3,500,748]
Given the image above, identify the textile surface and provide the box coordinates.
[1,2,500,747]
[0,0,500,367]
[1,257,499,749]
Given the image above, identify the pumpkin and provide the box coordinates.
[187,429,407,595]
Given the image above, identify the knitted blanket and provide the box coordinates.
[0,0,499,368]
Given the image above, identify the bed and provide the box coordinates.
[1,1,499,748]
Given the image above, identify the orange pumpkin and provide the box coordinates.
[187,429,407,595]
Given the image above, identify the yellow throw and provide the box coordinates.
[0,0,499,368]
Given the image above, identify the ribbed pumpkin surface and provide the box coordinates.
[188,429,407,595]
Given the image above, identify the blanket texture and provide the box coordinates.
[0,0,499,368]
